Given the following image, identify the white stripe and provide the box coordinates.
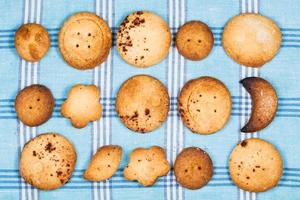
[253,0,258,13]
[241,0,246,13]
[24,0,29,23]
[36,0,41,24]
[30,0,35,23]
[247,0,252,13]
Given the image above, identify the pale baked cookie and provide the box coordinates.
[174,147,213,190]
[19,133,77,190]
[15,84,55,127]
[176,21,214,61]
[59,12,112,70]
[84,145,122,182]
[61,84,102,128]
[124,146,170,186]
[240,77,278,133]
[229,138,283,192]
[178,76,232,134]
[116,11,171,68]
[116,75,170,133]
[15,23,50,62]
[222,13,281,67]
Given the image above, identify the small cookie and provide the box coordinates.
[174,147,213,190]
[240,77,278,133]
[19,133,77,190]
[61,84,102,128]
[116,75,170,133]
[176,21,214,61]
[222,13,281,67]
[229,138,283,192]
[124,146,170,186]
[15,23,50,62]
[84,145,122,182]
[117,11,171,68]
[15,84,55,127]
[59,12,112,70]
[178,76,232,134]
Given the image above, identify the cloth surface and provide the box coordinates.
[0,0,300,199]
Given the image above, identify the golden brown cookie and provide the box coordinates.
[116,11,171,68]
[124,146,170,186]
[84,145,122,182]
[240,77,278,133]
[116,75,170,133]
[222,13,281,67]
[15,23,50,62]
[15,84,55,127]
[176,21,214,61]
[229,138,283,192]
[174,147,213,190]
[19,133,77,190]
[178,76,232,134]
[61,84,102,128]
[58,12,112,70]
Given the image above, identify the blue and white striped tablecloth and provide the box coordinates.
[0,0,300,199]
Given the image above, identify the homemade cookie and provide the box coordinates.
[178,76,232,134]
[117,11,171,68]
[15,84,55,127]
[222,13,281,67]
[84,145,122,182]
[124,146,170,186]
[116,75,170,133]
[229,138,283,192]
[176,21,214,61]
[19,133,77,190]
[174,147,213,189]
[59,12,112,70]
[61,84,102,128]
[240,77,278,133]
[15,23,50,62]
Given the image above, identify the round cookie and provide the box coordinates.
[116,75,170,133]
[59,12,112,70]
[174,147,213,190]
[15,84,55,127]
[116,11,171,68]
[15,23,50,62]
[229,138,283,192]
[20,133,77,190]
[178,76,232,134]
[222,13,281,67]
[176,21,214,61]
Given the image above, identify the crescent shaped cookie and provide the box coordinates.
[59,12,112,70]
[116,11,171,68]
[222,13,281,67]
[178,76,232,134]
[19,133,77,190]
[240,77,278,133]
[61,84,102,128]
[229,138,283,192]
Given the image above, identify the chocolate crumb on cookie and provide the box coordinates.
[19,133,77,190]
[229,138,283,192]
[178,76,232,134]
[58,12,112,70]
[15,23,50,62]
[116,75,170,133]
[116,11,171,68]
[15,84,55,127]
[176,21,214,61]
[174,147,213,190]
[84,145,122,182]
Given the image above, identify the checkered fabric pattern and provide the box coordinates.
[0,0,300,199]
